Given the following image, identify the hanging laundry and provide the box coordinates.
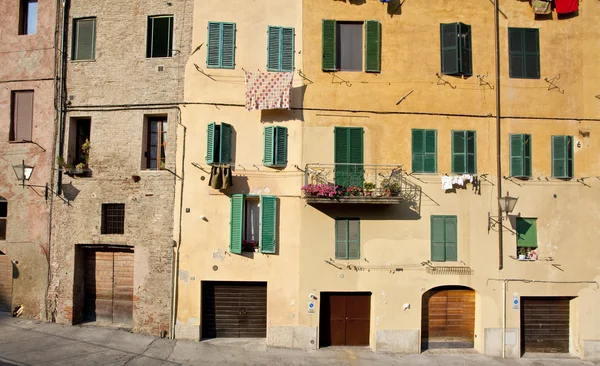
[554,0,578,14]
[442,176,453,190]
[452,175,465,187]
[461,174,473,183]
[209,166,234,189]
[245,71,293,111]
[532,0,551,15]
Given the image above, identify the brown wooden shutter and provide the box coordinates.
[12,91,33,141]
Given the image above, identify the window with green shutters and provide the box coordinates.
[334,127,364,188]
[72,18,96,60]
[516,218,537,248]
[430,215,457,262]
[229,195,277,254]
[335,219,360,260]
[412,129,437,173]
[206,122,232,164]
[263,126,287,167]
[551,135,573,179]
[207,22,236,69]
[440,23,472,76]
[147,16,173,58]
[452,130,476,174]
[509,134,532,178]
[322,19,381,73]
[267,26,294,72]
[508,28,540,79]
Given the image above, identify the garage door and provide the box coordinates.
[202,281,267,338]
[84,249,133,325]
[521,297,570,353]
[422,286,475,349]
[320,292,371,347]
[0,254,12,312]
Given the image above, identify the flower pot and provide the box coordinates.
[254,248,259,253]
[518,254,526,260]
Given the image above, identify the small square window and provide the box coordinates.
[101,203,125,235]
[147,16,173,58]
[19,0,37,35]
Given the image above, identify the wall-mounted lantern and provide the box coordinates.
[488,192,519,232]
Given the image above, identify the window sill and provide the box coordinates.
[7,140,33,144]
[70,59,96,63]
[411,172,438,176]
[146,56,174,60]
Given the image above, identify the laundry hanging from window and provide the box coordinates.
[209,166,233,190]
[531,0,551,15]
[554,0,578,14]
[244,71,293,111]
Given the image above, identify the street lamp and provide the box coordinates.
[488,192,519,232]
[12,160,34,187]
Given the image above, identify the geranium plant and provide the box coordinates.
[242,240,259,252]
[346,185,363,196]
[301,184,341,198]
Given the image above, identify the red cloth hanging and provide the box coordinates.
[555,0,578,14]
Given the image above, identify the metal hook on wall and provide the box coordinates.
[544,74,564,94]
[435,73,456,89]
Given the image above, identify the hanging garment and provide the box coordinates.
[461,174,473,183]
[221,166,233,189]
[442,176,453,190]
[532,0,552,15]
[554,0,578,14]
[209,166,223,189]
[245,72,294,111]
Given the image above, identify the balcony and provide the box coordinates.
[303,163,409,204]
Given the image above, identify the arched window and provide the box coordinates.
[0,197,6,240]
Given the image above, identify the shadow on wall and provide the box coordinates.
[218,175,250,196]
[61,183,81,202]
[260,85,306,123]
[310,201,421,220]
[387,0,402,16]
[12,261,19,279]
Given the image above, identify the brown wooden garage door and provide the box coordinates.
[202,281,267,338]
[422,286,475,349]
[320,292,371,347]
[84,249,133,325]
[521,297,570,353]
[0,254,12,312]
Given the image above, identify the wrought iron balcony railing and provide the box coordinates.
[303,163,405,204]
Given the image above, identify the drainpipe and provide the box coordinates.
[494,0,503,271]
[502,279,506,358]
[57,0,68,195]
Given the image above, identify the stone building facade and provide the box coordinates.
[47,0,192,336]
[0,0,58,319]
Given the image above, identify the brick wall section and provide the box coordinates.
[49,0,192,336]
[0,0,58,319]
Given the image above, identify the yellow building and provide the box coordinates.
[175,0,600,360]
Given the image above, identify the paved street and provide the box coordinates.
[0,313,596,366]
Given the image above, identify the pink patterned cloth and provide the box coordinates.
[245,71,293,111]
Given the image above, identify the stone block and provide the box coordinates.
[584,340,600,361]
[267,326,317,350]
[175,324,200,341]
[375,329,419,353]
[484,328,519,358]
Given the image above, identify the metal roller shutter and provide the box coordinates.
[202,281,267,338]
[521,297,570,353]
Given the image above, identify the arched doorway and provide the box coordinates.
[421,286,475,350]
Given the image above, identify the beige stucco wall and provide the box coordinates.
[174,0,304,345]
[300,0,600,359]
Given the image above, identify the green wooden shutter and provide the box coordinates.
[206,122,216,164]
[424,130,437,173]
[509,28,524,78]
[459,23,472,76]
[412,129,424,173]
[516,218,537,248]
[349,128,364,188]
[281,27,294,72]
[207,22,222,68]
[466,130,476,174]
[431,216,446,262]
[267,26,281,71]
[365,20,381,73]
[275,126,288,165]
[263,126,275,166]
[229,194,244,254]
[322,20,336,71]
[510,134,524,177]
[524,29,540,79]
[348,219,360,259]
[440,23,459,75]
[524,134,532,177]
[260,196,277,254]
[452,131,466,174]
[335,219,348,259]
[334,127,349,187]
[221,23,236,69]
[552,135,572,178]
[444,216,458,261]
[220,122,232,163]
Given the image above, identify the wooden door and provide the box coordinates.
[202,282,267,338]
[521,297,570,353]
[320,292,371,347]
[84,249,133,325]
[422,286,475,349]
[0,254,12,312]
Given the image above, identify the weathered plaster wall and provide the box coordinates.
[48,0,192,336]
[300,0,600,358]
[174,0,304,345]
[0,0,57,318]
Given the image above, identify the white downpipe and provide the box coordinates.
[502,279,506,358]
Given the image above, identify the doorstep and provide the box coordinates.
[522,352,579,359]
